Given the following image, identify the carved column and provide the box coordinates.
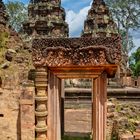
[92,73,107,140]
[35,67,48,140]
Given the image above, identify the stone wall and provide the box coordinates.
[107,98,140,140]
[20,82,35,140]
[132,77,140,88]
[0,81,35,140]
[0,15,34,139]
[0,89,20,140]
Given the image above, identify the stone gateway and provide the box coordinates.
[23,0,121,140]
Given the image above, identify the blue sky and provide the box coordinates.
[3,0,140,49]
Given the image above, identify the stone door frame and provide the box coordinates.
[32,37,121,140]
[35,65,117,140]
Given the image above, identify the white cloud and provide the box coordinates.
[66,5,91,37]
[65,3,140,49]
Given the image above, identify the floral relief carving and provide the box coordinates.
[32,37,121,67]
[32,48,46,67]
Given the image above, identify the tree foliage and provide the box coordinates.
[129,47,140,76]
[105,0,140,54]
[106,0,140,31]
[120,30,136,55]
[6,0,28,32]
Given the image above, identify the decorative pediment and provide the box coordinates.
[32,36,121,67]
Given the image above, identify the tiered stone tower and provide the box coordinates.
[82,0,122,89]
[82,0,118,37]
[23,0,69,38]
[23,0,69,139]
[0,0,8,25]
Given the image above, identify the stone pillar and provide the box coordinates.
[61,79,65,137]
[20,81,35,140]
[48,70,61,140]
[92,73,107,140]
[35,67,48,140]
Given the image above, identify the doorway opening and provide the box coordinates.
[62,79,92,140]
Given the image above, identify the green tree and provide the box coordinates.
[129,47,140,76]
[120,30,136,55]
[6,0,28,32]
[105,0,140,54]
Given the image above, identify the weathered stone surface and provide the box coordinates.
[0,89,20,140]
[120,133,134,140]
[15,56,24,63]
[82,0,118,38]
[0,1,34,140]
[32,37,121,68]
[20,105,35,139]
[0,61,10,69]
[134,131,140,140]
[65,109,91,134]
[134,125,140,140]
[23,0,69,38]
[5,49,16,61]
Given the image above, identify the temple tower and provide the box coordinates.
[23,0,69,140]
[82,0,118,37]
[0,0,8,25]
[23,0,69,38]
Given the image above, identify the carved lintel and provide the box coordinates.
[32,37,121,67]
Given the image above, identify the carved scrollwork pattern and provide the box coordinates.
[32,36,121,67]
[32,48,46,67]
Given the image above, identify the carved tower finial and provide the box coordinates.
[0,0,8,25]
[23,0,68,38]
[82,0,118,38]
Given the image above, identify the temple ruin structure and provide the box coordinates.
[1,0,140,140]
[23,0,121,140]
[23,0,68,38]
[82,0,118,38]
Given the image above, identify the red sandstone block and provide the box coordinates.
[134,132,140,140]
[134,136,140,140]
[120,134,134,140]
[134,132,140,136]
[21,122,34,129]
[136,129,140,133]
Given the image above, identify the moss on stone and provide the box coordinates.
[0,31,9,48]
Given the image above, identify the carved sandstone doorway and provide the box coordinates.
[33,37,121,140]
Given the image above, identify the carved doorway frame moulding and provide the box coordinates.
[33,37,121,140]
